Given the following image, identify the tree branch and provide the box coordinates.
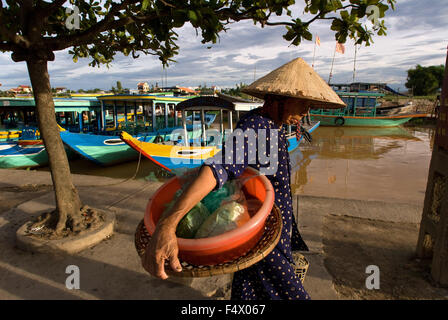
[264,21,295,27]
[44,0,143,51]
[216,6,263,22]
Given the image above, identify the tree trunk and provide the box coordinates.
[26,59,83,234]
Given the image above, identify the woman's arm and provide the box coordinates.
[141,165,217,279]
[142,115,259,279]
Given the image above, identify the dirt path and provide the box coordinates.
[322,215,448,300]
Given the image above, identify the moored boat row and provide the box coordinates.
[2,87,424,170]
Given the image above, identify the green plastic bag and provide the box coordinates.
[176,202,210,238]
[195,201,250,238]
[162,187,211,239]
[201,181,236,214]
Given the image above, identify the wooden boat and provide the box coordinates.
[310,91,429,127]
[0,97,100,168]
[59,94,211,166]
[120,96,320,172]
[0,130,21,141]
[0,141,48,168]
[0,129,76,169]
[60,126,202,166]
[0,95,205,167]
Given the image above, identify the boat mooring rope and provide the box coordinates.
[77,149,144,189]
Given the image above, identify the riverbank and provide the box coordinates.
[1,169,447,300]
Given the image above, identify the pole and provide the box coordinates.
[312,40,317,69]
[252,65,256,102]
[353,45,358,83]
[182,110,188,147]
[328,43,337,84]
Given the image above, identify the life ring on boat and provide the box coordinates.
[154,135,164,144]
[334,117,345,126]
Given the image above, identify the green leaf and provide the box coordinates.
[188,10,198,23]
[142,0,150,11]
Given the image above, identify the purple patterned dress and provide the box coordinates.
[203,108,311,300]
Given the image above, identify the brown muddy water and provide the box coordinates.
[290,125,435,205]
[38,125,435,205]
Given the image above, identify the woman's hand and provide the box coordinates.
[141,224,182,279]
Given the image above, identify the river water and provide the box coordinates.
[44,125,434,206]
[289,125,435,205]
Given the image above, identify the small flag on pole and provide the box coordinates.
[335,42,345,54]
[316,36,321,46]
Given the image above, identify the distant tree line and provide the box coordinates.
[406,64,445,96]
[0,90,14,97]
[221,82,254,100]
[76,88,104,93]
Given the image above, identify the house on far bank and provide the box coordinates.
[55,87,67,94]
[158,86,197,95]
[8,85,33,95]
[176,86,197,95]
[18,85,32,93]
[137,82,150,93]
[8,88,20,95]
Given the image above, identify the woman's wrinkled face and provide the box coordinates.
[281,98,311,125]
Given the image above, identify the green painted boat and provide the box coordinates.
[0,141,77,168]
[310,91,429,127]
[0,98,98,168]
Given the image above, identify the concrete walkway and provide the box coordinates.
[293,194,423,300]
[0,169,424,300]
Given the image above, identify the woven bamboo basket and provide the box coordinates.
[135,205,309,282]
[292,252,309,283]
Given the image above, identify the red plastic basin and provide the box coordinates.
[144,167,275,266]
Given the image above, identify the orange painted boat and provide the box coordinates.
[17,139,44,146]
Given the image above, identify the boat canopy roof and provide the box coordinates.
[96,94,193,104]
[176,96,236,111]
[0,97,100,112]
[336,91,384,98]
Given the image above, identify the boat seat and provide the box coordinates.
[21,127,38,140]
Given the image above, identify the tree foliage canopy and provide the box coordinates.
[405,64,445,96]
[0,0,395,66]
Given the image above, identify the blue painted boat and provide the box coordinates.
[60,125,203,166]
[0,142,48,168]
[0,139,77,169]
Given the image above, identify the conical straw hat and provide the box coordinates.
[242,58,346,109]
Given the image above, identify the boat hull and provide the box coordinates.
[61,129,202,166]
[120,122,320,171]
[0,142,76,168]
[309,114,428,127]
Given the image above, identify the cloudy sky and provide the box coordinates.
[0,0,447,92]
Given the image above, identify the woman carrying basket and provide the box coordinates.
[142,57,346,300]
